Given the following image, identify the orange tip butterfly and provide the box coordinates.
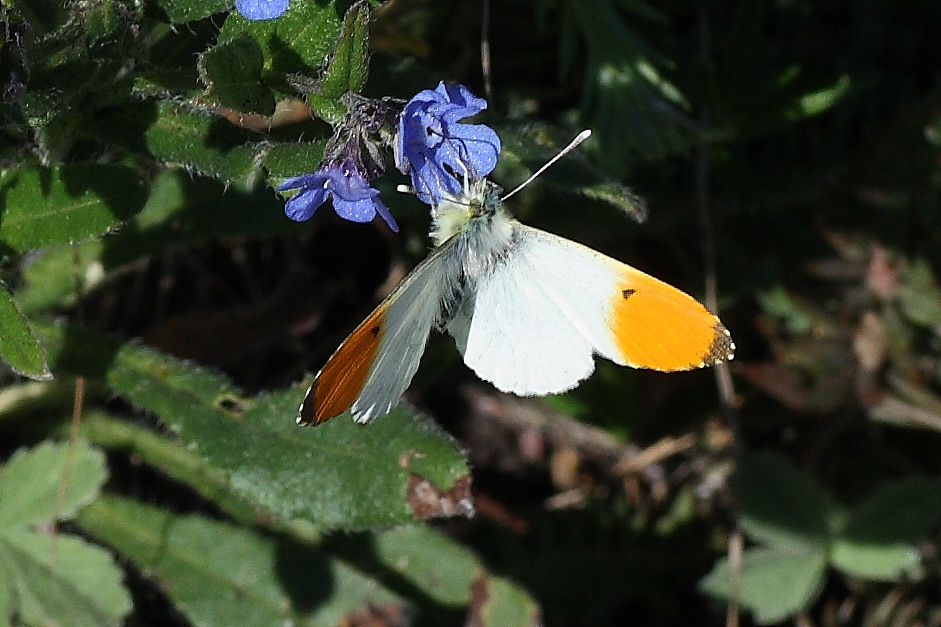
[297,142,734,425]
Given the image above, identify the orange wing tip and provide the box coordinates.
[611,271,735,372]
[296,308,386,427]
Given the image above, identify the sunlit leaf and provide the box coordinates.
[220,1,342,77]
[0,440,107,530]
[700,546,827,625]
[35,320,471,530]
[0,283,50,380]
[308,0,371,123]
[86,101,263,183]
[1,532,131,627]
[17,169,292,315]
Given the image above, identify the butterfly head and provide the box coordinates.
[430,177,503,245]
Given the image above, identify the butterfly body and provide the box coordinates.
[299,179,734,425]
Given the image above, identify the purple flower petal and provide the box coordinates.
[278,161,397,231]
[396,82,501,204]
[235,0,289,20]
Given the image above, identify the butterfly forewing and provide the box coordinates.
[298,242,455,425]
[448,223,733,396]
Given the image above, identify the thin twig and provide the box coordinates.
[51,376,84,563]
[694,1,741,626]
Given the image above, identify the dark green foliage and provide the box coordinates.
[2,0,941,625]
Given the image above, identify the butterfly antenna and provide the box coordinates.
[502,129,592,201]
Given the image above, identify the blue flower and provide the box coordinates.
[396,82,501,203]
[235,0,288,20]
[278,160,399,232]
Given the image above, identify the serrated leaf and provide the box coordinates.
[199,31,275,115]
[86,101,263,183]
[220,2,342,77]
[36,320,471,530]
[154,0,231,23]
[0,440,107,530]
[0,164,146,251]
[699,546,827,625]
[0,531,131,627]
[0,283,50,380]
[831,476,941,581]
[77,495,405,627]
[739,451,833,549]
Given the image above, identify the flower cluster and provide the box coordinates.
[396,82,501,204]
[278,94,400,231]
[278,82,500,231]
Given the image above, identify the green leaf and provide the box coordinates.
[370,525,480,605]
[898,258,941,329]
[0,282,50,380]
[739,450,833,549]
[699,546,827,625]
[198,392,471,530]
[482,577,543,627]
[263,141,327,179]
[0,531,131,627]
[79,0,138,45]
[308,0,371,123]
[831,476,941,581]
[793,74,853,118]
[0,440,107,530]
[0,164,146,251]
[199,32,276,115]
[154,0,231,23]
[36,320,471,530]
[0,558,11,627]
[220,2,343,77]
[17,168,293,315]
[77,495,405,627]
[370,527,541,625]
[86,101,263,183]
[319,0,370,98]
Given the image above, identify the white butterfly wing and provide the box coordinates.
[448,223,732,396]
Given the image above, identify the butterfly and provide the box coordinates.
[297,175,734,425]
